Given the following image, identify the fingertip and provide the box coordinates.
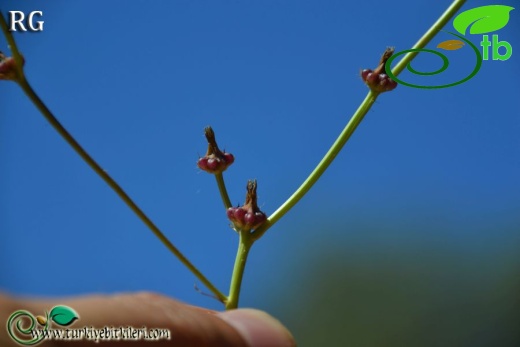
[217,309,296,347]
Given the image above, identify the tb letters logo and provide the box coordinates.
[387,5,515,89]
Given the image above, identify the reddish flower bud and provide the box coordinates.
[234,208,246,223]
[223,152,235,165]
[197,126,234,174]
[227,180,267,231]
[244,212,255,226]
[360,47,397,93]
[0,51,24,81]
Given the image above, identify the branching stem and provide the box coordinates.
[1,12,226,303]
[252,0,467,239]
[3,1,467,309]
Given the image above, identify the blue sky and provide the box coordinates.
[1,0,519,317]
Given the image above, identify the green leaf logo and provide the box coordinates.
[453,5,514,35]
[49,306,79,326]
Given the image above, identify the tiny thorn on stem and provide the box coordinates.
[194,283,225,302]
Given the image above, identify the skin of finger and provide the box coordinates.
[0,293,23,347]
[1,292,248,347]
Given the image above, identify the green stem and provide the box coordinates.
[226,231,253,310]
[1,12,226,303]
[392,0,467,77]
[252,91,379,240]
[18,77,227,302]
[253,0,466,240]
[215,173,232,209]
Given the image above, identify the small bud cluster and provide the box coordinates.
[0,51,23,81]
[197,127,234,174]
[361,47,397,93]
[227,180,267,231]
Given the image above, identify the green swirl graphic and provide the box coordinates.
[7,310,47,346]
[385,31,483,89]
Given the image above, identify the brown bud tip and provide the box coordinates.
[204,126,217,147]
[376,47,395,75]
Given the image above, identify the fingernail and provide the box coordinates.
[217,309,296,347]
